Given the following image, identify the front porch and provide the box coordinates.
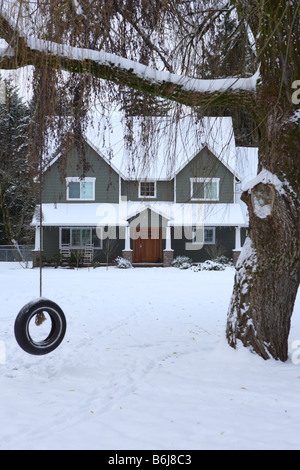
[31,202,246,267]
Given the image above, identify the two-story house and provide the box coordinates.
[32,114,258,266]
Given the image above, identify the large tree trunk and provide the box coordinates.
[226,190,299,361]
[226,1,300,361]
[227,109,300,361]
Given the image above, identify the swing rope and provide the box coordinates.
[39,165,43,298]
[35,157,45,326]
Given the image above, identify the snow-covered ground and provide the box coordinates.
[0,262,300,450]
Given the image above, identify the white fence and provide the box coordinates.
[0,245,34,262]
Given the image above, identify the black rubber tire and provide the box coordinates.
[14,298,67,355]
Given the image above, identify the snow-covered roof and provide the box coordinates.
[33,203,127,227]
[44,113,240,181]
[33,201,246,227]
[235,147,258,223]
[125,201,246,226]
[235,147,258,190]
[87,114,239,180]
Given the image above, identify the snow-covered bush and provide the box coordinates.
[191,264,202,272]
[171,256,193,268]
[115,256,132,269]
[179,261,192,270]
[201,260,226,271]
[214,255,233,266]
[191,257,233,271]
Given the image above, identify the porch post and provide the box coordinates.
[165,225,172,251]
[163,224,174,267]
[32,225,43,267]
[124,224,131,251]
[34,225,41,251]
[122,223,133,263]
[233,226,242,265]
[235,226,241,250]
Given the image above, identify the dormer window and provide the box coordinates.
[190,178,219,201]
[66,177,96,201]
[139,180,156,198]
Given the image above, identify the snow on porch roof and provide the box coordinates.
[124,201,246,226]
[32,202,246,227]
[32,203,128,227]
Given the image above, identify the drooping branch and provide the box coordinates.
[0,11,258,109]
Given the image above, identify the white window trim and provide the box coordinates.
[190,177,220,201]
[138,180,157,199]
[192,226,216,245]
[66,177,96,201]
[59,227,103,249]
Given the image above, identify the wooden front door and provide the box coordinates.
[133,228,162,263]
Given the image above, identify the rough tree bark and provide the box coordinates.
[226,122,300,361]
[226,1,300,361]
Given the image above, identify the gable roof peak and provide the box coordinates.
[42,113,240,180]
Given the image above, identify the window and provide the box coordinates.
[192,226,215,245]
[60,227,102,249]
[66,177,95,200]
[139,181,156,198]
[190,178,219,201]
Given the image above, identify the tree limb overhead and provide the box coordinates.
[0,9,258,109]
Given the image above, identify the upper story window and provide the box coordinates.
[66,177,96,201]
[190,178,219,201]
[139,181,156,198]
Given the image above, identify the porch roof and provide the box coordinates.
[32,202,246,227]
[124,201,246,226]
[32,203,127,227]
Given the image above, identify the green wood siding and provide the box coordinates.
[172,226,235,262]
[122,179,174,201]
[42,142,119,204]
[42,143,235,205]
[43,226,59,258]
[176,146,234,204]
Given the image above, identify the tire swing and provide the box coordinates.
[14,166,67,356]
[14,298,67,356]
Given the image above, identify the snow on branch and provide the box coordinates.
[0,7,259,107]
[25,36,260,92]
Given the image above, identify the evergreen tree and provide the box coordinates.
[0,82,35,246]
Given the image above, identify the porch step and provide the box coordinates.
[132,263,164,268]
